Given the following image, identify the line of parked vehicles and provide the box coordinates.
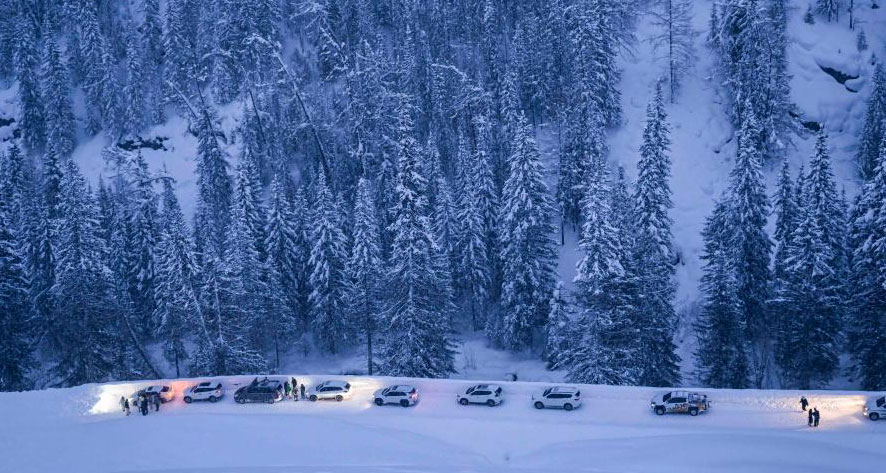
[127,378,886,421]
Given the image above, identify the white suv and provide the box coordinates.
[457,384,503,407]
[373,385,419,407]
[183,381,225,403]
[130,385,175,405]
[864,395,886,421]
[308,380,353,402]
[532,386,582,411]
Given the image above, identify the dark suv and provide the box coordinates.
[234,378,284,404]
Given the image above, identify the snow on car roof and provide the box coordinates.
[324,380,349,388]
[391,385,414,391]
[550,386,578,393]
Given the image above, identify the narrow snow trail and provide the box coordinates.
[0,376,882,473]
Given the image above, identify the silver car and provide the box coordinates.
[864,395,886,421]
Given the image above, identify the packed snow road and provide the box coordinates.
[0,376,883,473]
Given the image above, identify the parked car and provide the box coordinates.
[864,395,886,421]
[373,385,419,407]
[308,380,353,402]
[235,378,284,404]
[650,391,710,416]
[183,381,225,403]
[130,385,175,405]
[532,386,581,411]
[457,384,503,407]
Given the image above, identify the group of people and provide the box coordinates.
[120,392,161,416]
[284,377,306,401]
[799,396,821,428]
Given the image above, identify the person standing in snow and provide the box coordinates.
[299,383,306,400]
[139,395,149,416]
[153,394,160,412]
[120,396,127,413]
[800,396,808,411]
[807,408,814,427]
[284,380,292,399]
[813,408,820,427]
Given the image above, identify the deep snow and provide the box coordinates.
[0,375,883,473]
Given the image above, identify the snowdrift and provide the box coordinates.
[1,375,883,473]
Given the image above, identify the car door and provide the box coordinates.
[388,391,404,404]
[668,396,687,413]
[472,390,490,403]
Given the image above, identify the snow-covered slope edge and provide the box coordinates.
[1,375,883,473]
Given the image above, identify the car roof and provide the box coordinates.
[323,380,349,388]
[472,384,500,390]
[197,381,213,387]
[549,386,578,393]
[389,385,414,391]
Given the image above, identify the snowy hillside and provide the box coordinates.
[0,375,883,472]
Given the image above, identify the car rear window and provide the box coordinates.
[494,387,502,395]
[345,383,351,390]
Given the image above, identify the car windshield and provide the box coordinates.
[877,397,885,407]
[382,387,390,395]
[466,386,475,394]
[662,392,672,402]
[543,388,552,397]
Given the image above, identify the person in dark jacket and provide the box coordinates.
[139,395,149,416]
[153,394,160,412]
[284,380,292,399]
[299,383,306,400]
[800,396,808,411]
[813,408,820,427]
[121,397,130,416]
[807,408,814,427]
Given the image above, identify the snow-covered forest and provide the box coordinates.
[0,0,885,392]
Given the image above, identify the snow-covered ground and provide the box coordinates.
[0,375,882,473]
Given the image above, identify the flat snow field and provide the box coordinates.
[0,376,883,473]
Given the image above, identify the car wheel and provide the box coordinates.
[400,400,410,407]
[564,403,574,411]
[486,399,496,407]
[236,398,245,404]
[459,398,469,406]
[375,398,384,406]
[208,396,217,403]
[310,395,318,402]
[534,401,545,410]
[184,397,192,404]
[871,413,880,421]
[689,407,699,416]
[655,406,665,416]
[335,395,343,402]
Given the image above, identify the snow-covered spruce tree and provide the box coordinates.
[153,178,201,378]
[122,22,148,135]
[497,113,557,351]
[14,11,45,152]
[0,168,34,391]
[557,114,607,228]
[569,0,621,128]
[127,152,160,335]
[775,132,843,389]
[714,0,794,159]
[344,178,383,375]
[77,1,121,135]
[847,142,886,390]
[193,104,232,262]
[543,281,571,370]
[455,143,491,331]
[41,28,76,159]
[695,199,750,389]
[727,109,773,387]
[264,175,299,368]
[141,0,165,124]
[816,0,841,22]
[49,161,121,386]
[772,161,799,284]
[308,169,349,354]
[193,156,269,377]
[633,83,681,387]
[650,0,696,102]
[379,98,456,378]
[857,64,886,181]
[567,160,641,385]
[164,0,198,105]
